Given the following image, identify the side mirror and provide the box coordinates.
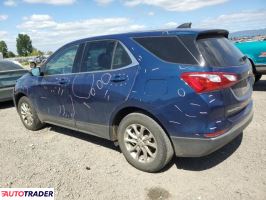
[31,67,41,76]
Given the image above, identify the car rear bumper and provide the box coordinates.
[0,86,14,102]
[170,108,253,157]
[255,64,266,74]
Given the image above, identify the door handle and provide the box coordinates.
[111,75,126,83]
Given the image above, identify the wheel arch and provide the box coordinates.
[110,106,170,142]
[248,57,257,73]
[14,92,27,108]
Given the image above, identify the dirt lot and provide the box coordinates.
[1,78,266,200]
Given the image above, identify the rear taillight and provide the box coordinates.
[181,72,238,93]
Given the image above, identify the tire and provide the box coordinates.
[117,113,174,172]
[249,59,262,83]
[255,73,262,83]
[18,96,44,131]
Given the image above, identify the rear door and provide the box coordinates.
[197,36,254,117]
[72,39,139,139]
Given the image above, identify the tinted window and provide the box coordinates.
[45,45,79,75]
[197,37,245,67]
[0,61,22,71]
[112,42,132,69]
[81,40,116,72]
[134,36,198,65]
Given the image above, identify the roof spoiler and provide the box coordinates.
[177,22,192,28]
[197,29,229,39]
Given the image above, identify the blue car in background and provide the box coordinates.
[14,28,254,172]
[235,41,266,82]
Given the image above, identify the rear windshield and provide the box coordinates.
[0,61,22,71]
[197,37,245,67]
[134,36,199,65]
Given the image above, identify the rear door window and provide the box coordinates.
[133,36,199,65]
[112,42,132,69]
[197,37,245,67]
[81,40,116,72]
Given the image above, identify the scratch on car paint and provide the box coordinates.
[209,99,216,103]
[169,121,181,125]
[200,112,208,114]
[152,68,159,71]
[69,95,75,118]
[83,102,91,109]
[104,90,109,98]
[125,70,139,101]
[62,105,65,116]
[216,120,222,124]
[185,114,197,118]
[177,88,186,97]
[210,127,217,130]
[90,88,96,96]
[72,74,94,99]
[190,103,201,107]
[101,73,111,85]
[179,65,188,70]
[174,105,183,113]
[96,80,103,90]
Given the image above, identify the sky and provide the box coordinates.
[0,0,266,54]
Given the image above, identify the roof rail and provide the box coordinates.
[177,22,192,28]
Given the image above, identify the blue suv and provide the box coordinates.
[14,28,254,172]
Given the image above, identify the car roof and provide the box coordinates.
[67,28,229,46]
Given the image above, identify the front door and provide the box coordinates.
[35,44,80,127]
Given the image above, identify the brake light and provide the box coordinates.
[204,130,227,138]
[181,72,238,93]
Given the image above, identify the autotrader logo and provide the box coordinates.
[0,188,54,199]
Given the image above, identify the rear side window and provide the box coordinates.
[133,36,199,65]
[112,42,132,69]
[197,37,245,67]
[81,40,133,72]
[81,40,116,72]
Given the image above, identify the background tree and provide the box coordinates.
[0,40,8,58]
[46,51,53,55]
[7,51,16,58]
[16,34,33,56]
[30,48,44,56]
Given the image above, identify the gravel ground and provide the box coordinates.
[1,78,266,200]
